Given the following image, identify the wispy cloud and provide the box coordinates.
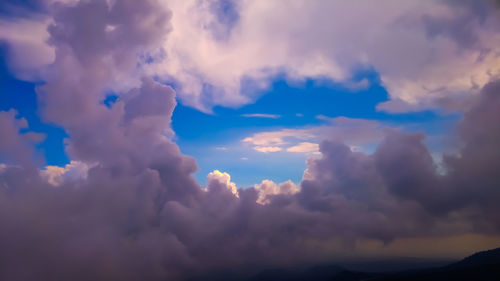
[286,142,319,153]
[241,113,281,119]
[254,146,282,153]
[242,117,387,153]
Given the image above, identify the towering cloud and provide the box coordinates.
[300,80,500,240]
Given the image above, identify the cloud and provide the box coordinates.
[3,1,500,113]
[0,17,55,80]
[144,0,500,112]
[1,1,500,280]
[243,117,387,153]
[299,79,500,238]
[242,128,315,147]
[241,113,281,119]
[40,160,93,186]
[2,47,500,281]
[0,109,44,167]
[253,146,282,153]
[207,169,239,197]
[286,142,319,154]
[254,179,299,205]
[441,79,500,231]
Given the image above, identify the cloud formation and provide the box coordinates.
[149,0,500,111]
[2,76,500,280]
[3,1,499,112]
[1,1,500,280]
[254,179,299,205]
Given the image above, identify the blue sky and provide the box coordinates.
[0,47,69,166]
[172,72,459,186]
[1,46,459,186]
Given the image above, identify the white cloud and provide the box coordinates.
[0,17,55,80]
[148,0,500,112]
[254,179,299,205]
[3,1,499,113]
[243,117,387,153]
[241,113,281,119]
[286,142,319,153]
[254,146,282,153]
[40,161,93,186]
[316,115,331,121]
[242,129,314,147]
[207,170,239,197]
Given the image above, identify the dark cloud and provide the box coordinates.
[424,0,500,49]
[374,132,446,214]
[299,138,435,243]
[299,79,500,240]
[442,79,500,232]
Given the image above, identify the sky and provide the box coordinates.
[1,0,500,280]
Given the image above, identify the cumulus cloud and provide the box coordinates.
[207,169,239,197]
[254,179,299,204]
[299,79,500,239]
[40,160,93,186]
[1,54,500,281]
[5,1,499,112]
[145,0,500,112]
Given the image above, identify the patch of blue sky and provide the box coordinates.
[1,43,460,186]
[102,94,118,108]
[0,47,69,166]
[172,69,461,186]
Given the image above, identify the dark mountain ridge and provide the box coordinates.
[242,247,500,281]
